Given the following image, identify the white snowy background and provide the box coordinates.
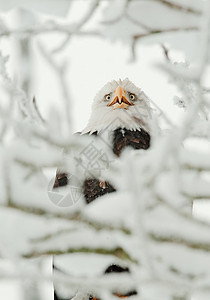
[0,0,210,300]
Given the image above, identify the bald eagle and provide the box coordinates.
[53,79,152,299]
[54,78,151,203]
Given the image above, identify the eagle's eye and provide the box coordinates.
[105,94,111,101]
[129,93,136,101]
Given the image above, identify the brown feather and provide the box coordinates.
[53,127,150,202]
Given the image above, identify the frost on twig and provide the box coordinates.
[37,41,72,134]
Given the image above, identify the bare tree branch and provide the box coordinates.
[52,0,100,53]
[154,0,201,15]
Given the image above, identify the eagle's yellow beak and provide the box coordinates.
[107,86,134,109]
[114,86,126,104]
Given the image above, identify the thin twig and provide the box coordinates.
[155,0,201,15]
[52,0,100,53]
[37,42,72,134]
[0,27,101,38]
[161,43,170,61]
[134,26,198,40]
[131,26,197,60]
[32,97,45,123]
[125,13,152,31]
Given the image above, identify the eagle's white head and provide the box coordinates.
[82,78,152,134]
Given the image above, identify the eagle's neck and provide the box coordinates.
[81,104,150,135]
[87,127,150,157]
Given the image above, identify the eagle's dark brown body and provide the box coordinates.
[53,128,150,203]
[113,127,150,156]
[53,128,150,300]
[83,179,116,204]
